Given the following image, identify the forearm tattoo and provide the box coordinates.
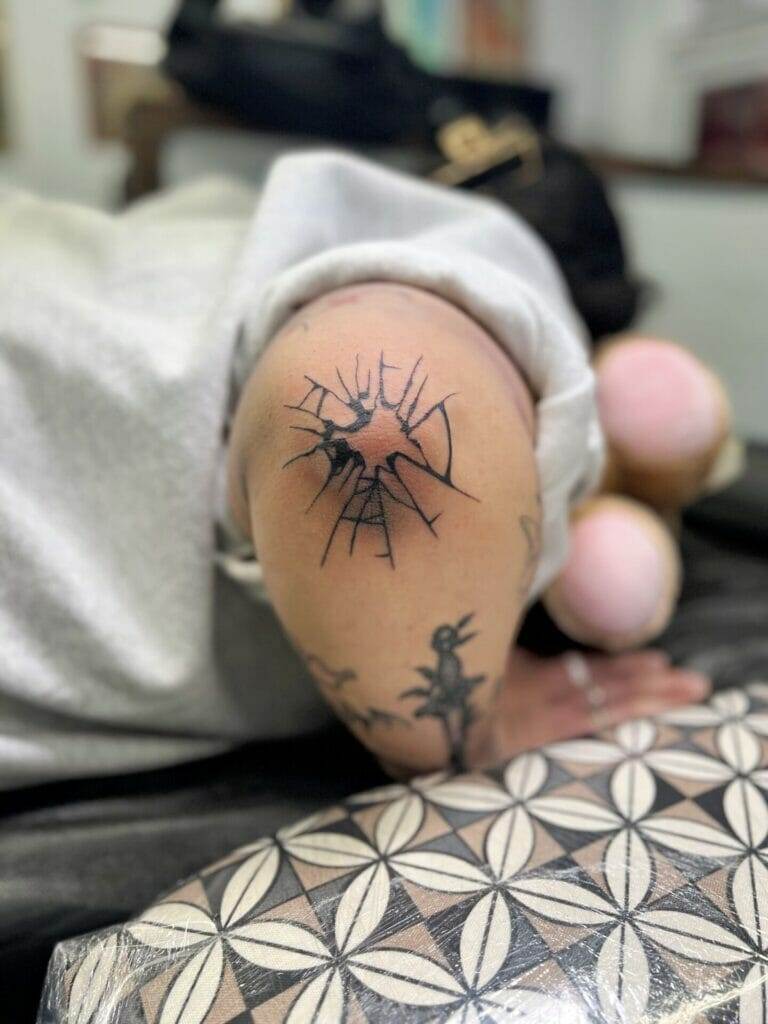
[283,353,476,568]
[303,653,356,691]
[400,612,486,771]
[303,613,488,770]
[518,509,541,599]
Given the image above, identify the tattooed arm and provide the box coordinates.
[228,282,539,775]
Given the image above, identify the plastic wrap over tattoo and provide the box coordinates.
[39,682,768,1023]
[283,353,477,567]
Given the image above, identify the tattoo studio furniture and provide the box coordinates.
[32,446,768,1024]
[38,680,768,1022]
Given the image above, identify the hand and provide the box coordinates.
[486,647,710,764]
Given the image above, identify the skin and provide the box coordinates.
[594,335,732,509]
[229,283,710,777]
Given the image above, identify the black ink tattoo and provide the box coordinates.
[283,353,477,567]
[400,613,486,771]
[301,651,410,733]
[336,702,410,733]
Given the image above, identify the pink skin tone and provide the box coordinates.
[546,336,728,652]
[232,288,713,771]
[597,338,723,463]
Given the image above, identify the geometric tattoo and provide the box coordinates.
[400,612,486,771]
[283,353,477,568]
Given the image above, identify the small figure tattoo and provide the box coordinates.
[400,613,486,771]
[283,353,476,568]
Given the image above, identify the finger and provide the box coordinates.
[599,667,710,707]
[588,671,710,731]
[505,668,710,751]
[567,668,710,728]
[589,694,699,734]
[588,649,671,680]
[505,652,696,714]
[542,652,687,710]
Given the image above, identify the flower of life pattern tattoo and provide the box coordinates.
[283,353,477,567]
[400,612,486,771]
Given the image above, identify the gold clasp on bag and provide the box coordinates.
[432,114,543,188]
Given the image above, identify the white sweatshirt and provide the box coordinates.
[0,152,602,787]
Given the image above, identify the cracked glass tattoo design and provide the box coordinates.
[283,353,476,567]
[400,612,486,771]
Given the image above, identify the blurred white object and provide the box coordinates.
[0,0,177,205]
[81,24,167,65]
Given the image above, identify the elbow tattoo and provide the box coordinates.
[283,353,477,568]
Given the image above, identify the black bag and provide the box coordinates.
[164,1,644,341]
[431,114,646,341]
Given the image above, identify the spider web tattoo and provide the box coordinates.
[283,352,477,567]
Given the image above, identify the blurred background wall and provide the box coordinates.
[0,0,178,205]
[0,0,765,439]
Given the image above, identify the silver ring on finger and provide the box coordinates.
[563,651,609,730]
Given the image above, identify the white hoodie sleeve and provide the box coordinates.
[225,150,604,599]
